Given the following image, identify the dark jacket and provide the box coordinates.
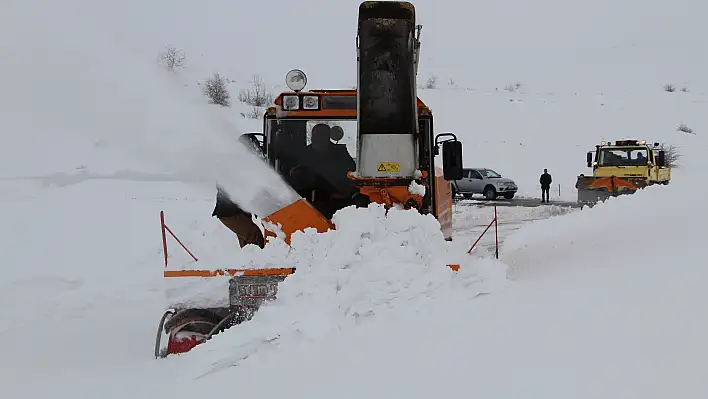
[540,173,552,188]
[212,186,250,218]
[288,144,357,198]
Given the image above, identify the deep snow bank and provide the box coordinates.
[163,203,510,370]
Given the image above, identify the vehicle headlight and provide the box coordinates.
[302,95,319,110]
[285,69,307,92]
[282,95,299,110]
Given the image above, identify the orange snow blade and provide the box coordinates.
[262,198,334,244]
[163,267,295,278]
[588,177,637,190]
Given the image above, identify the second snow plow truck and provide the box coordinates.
[576,139,671,207]
[155,1,466,358]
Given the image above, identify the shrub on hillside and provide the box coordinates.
[157,45,186,72]
[202,73,230,106]
[677,123,694,134]
[425,74,438,89]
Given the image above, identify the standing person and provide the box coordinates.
[539,168,552,203]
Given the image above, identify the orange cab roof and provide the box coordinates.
[270,89,431,117]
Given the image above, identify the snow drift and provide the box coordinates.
[164,203,509,309]
[164,203,510,374]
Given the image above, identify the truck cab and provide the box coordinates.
[258,86,461,240]
[586,140,671,183]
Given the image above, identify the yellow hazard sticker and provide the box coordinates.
[377,162,400,173]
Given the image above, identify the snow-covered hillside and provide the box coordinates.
[1,0,707,398]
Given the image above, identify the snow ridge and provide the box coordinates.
[168,203,510,371]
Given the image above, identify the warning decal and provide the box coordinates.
[376,162,401,173]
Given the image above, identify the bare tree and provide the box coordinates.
[158,45,186,72]
[240,105,263,119]
[659,143,682,167]
[238,75,274,107]
[663,84,676,92]
[202,73,230,106]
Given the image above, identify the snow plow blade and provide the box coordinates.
[261,198,334,244]
[576,175,647,207]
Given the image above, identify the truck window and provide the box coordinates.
[598,147,648,166]
[305,120,357,161]
[268,118,358,219]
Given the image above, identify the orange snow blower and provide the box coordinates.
[155,1,465,358]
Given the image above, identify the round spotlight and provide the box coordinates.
[286,69,307,92]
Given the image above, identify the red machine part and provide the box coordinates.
[163,313,219,356]
[167,334,204,355]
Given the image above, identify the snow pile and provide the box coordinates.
[165,203,509,366]
[504,181,705,281]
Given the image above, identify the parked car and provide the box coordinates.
[452,168,518,200]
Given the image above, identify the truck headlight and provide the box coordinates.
[302,95,319,110]
[282,95,299,110]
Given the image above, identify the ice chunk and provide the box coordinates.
[408,180,427,196]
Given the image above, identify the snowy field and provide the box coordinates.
[2,0,708,398]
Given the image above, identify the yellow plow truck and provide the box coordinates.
[576,139,671,207]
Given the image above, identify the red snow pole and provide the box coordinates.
[467,205,499,259]
[161,211,168,267]
[160,210,199,267]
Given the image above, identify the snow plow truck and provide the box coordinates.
[576,139,671,207]
[155,1,466,358]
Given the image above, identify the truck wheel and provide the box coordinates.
[483,186,497,200]
[503,192,515,200]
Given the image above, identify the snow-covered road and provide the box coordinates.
[452,200,578,255]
